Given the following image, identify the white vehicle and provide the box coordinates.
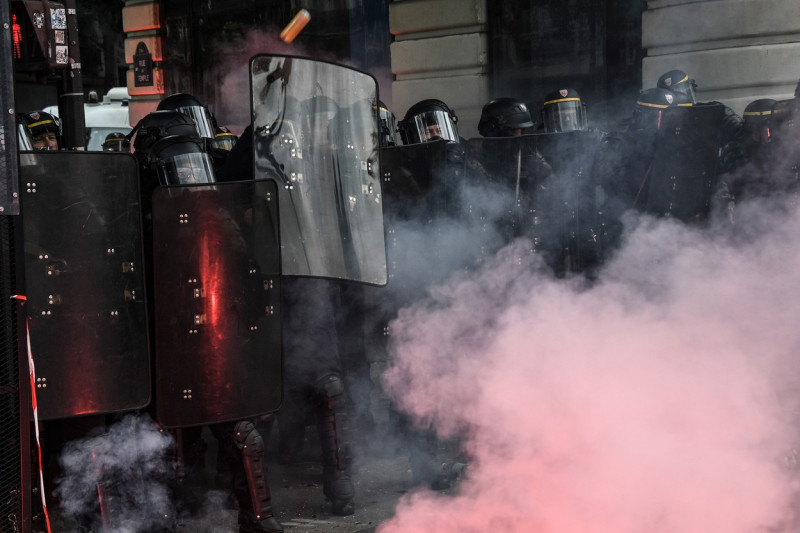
[44,87,132,151]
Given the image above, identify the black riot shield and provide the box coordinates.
[637,104,725,222]
[465,132,606,275]
[464,135,549,252]
[534,131,607,274]
[380,140,448,221]
[20,152,150,420]
[151,180,281,428]
[250,54,386,286]
[764,99,800,193]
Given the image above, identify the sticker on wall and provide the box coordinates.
[51,8,67,30]
[55,46,68,64]
[54,30,65,45]
[32,11,44,29]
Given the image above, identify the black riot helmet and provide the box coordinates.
[102,131,129,152]
[742,98,776,145]
[157,93,217,140]
[141,135,217,185]
[130,110,200,154]
[478,97,534,137]
[376,100,398,147]
[19,110,62,150]
[397,98,460,145]
[214,126,238,152]
[632,88,682,131]
[541,89,587,133]
[657,69,697,105]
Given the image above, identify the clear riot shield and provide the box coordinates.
[250,54,387,286]
[640,103,725,222]
[151,180,281,428]
[20,152,150,420]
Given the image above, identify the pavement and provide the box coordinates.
[171,425,462,533]
[41,422,462,533]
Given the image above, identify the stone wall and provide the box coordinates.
[389,0,489,139]
[642,0,800,114]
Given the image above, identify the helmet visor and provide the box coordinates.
[408,110,459,144]
[633,106,665,131]
[176,105,217,139]
[542,100,587,133]
[103,139,127,152]
[158,152,217,185]
[17,122,33,150]
[671,79,697,105]
[214,133,237,151]
[378,107,397,147]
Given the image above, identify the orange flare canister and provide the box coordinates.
[281,9,311,43]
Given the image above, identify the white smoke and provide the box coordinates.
[55,414,176,532]
[378,194,800,532]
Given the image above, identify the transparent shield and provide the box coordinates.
[250,54,387,285]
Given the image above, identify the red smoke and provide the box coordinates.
[380,205,800,532]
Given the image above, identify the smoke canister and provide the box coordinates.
[280,9,311,43]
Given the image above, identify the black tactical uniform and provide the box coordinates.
[132,109,284,533]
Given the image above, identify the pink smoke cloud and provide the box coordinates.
[380,203,800,532]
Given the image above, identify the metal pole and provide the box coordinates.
[57,0,85,150]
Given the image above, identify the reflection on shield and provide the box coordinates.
[250,54,386,286]
[21,152,150,420]
[151,180,281,428]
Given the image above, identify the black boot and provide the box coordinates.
[323,468,355,516]
[233,421,283,532]
[238,510,283,533]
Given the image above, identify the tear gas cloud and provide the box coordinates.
[376,161,800,531]
[55,414,177,532]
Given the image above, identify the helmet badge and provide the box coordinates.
[559,89,568,97]
[665,94,674,104]
[664,77,673,87]
[30,112,40,120]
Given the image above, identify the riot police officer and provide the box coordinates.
[156,92,234,175]
[478,97,535,137]
[214,126,238,152]
[397,98,466,211]
[156,92,218,140]
[657,69,744,146]
[216,107,359,518]
[541,88,588,133]
[132,110,284,533]
[720,98,775,174]
[397,98,462,145]
[102,131,129,152]
[604,86,719,224]
[716,98,778,216]
[597,88,686,245]
[19,110,62,150]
